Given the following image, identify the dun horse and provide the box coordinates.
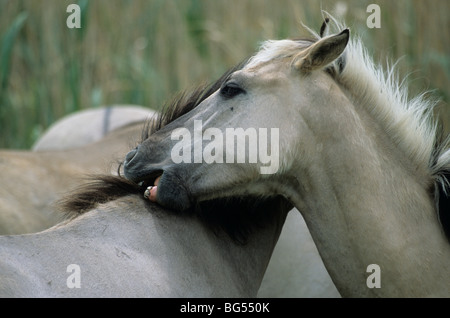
[123,20,450,297]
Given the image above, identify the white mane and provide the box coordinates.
[339,36,439,171]
[246,18,450,186]
[331,21,450,187]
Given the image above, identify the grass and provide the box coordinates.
[0,0,448,149]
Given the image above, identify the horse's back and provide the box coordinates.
[32,105,154,151]
[0,197,255,297]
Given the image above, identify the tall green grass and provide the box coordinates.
[0,0,448,149]
[0,11,28,147]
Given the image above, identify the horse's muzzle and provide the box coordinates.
[123,144,192,211]
[123,146,165,189]
[123,145,157,183]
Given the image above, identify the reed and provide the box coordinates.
[0,0,448,148]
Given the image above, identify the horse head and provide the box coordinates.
[123,29,350,212]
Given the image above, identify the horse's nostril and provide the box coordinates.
[125,147,139,165]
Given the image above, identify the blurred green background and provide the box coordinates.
[0,0,448,149]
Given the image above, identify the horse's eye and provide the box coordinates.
[220,82,245,99]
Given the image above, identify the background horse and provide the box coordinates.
[123,21,450,296]
[32,105,153,151]
[0,112,151,235]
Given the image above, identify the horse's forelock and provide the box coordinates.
[244,39,314,71]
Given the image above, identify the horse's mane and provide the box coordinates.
[327,17,450,240]
[139,60,246,143]
[323,17,450,240]
[432,131,450,240]
[246,15,450,240]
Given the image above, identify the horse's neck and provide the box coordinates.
[291,96,450,297]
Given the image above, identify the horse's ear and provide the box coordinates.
[294,29,349,72]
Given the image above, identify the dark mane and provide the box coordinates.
[57,175,141,218]
[437,169,450,241]
[432,126,450,241]
[57,58,294,244]
[141,59,249,142]
[58,175,291,244]
[194,195,291,244]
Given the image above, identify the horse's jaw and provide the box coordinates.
[126,165,286,213]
